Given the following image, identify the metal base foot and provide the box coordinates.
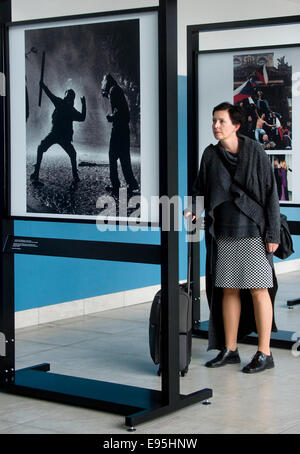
[125,388,213,427]
[287,298,300,308]
[1,363,213,430]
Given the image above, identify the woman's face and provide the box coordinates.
[212,109,240,142]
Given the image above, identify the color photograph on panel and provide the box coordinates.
[233,50,293,201]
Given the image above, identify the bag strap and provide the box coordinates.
[187,235,192,296]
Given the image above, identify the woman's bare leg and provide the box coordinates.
[250,288,273,355]
[222,288,241,351]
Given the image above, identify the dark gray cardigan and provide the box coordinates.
[192,135,281,350]
[193,134,280,245]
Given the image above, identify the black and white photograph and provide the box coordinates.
[9,11,159,222]
[233,51,292,151]
[25,18,140,217]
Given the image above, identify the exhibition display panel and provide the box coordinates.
[187,16,300,346]
[9,8,160,225]
[0,0,212,429]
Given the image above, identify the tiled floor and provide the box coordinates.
[0,271,299,434]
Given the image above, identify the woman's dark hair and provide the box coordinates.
[213,102,244,128]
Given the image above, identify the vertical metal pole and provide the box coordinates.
[0,1,14,386]
[158,0,179,404]
[187,29,201,325]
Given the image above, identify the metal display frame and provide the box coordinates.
[0,0,212,430]
[187,16,300,350]
[8,6,159,227]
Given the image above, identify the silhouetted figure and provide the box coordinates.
[30,81,86,185]
[273,158,282,198]
[101,73,139,197]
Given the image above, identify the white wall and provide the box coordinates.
[12,0,300,75]
[177,0,300,74]
[11,0,158,19]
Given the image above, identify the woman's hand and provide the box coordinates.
[266,242,279,253]
[183,210,196,222]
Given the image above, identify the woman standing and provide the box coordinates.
[189,102,280,373]
[277,160,291,201]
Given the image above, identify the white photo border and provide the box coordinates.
[8,9,159,223]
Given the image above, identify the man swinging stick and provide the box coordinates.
[31,51,86,185]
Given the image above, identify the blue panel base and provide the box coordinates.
[0,363,213,429]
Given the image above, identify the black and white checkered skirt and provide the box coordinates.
[215,236,273,289]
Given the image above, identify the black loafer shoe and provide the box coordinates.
[242,351,274,374]
[205,348,241,368]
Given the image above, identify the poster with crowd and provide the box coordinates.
[197,43,299,204]
[233,50,293,202]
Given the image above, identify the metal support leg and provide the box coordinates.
[287,298,300,309]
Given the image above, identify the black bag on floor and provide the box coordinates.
[149,242,193,377]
